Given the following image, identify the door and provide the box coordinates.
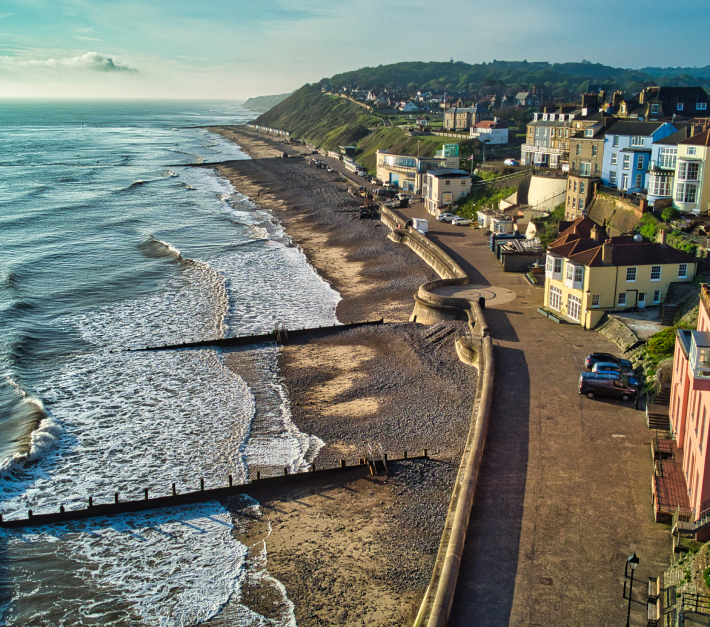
[621,173,628,189]
[638,293,646,309]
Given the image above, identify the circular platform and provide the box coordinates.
[432,284,517,308]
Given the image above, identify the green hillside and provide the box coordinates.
[254,84,381,149]
[243,93,292,113]
[324,60,710,100]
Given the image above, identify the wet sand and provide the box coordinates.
[205,126,477,625]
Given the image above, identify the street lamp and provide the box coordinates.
[625,552,640,627]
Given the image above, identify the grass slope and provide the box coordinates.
[243,93,292,113]
[254,85,379,150]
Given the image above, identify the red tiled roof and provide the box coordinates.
[681,129,710,146]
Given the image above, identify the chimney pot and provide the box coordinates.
[658,229,667,245]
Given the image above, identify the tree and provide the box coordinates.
[662,206,680,223]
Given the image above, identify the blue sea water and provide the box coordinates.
[0,100,340,625]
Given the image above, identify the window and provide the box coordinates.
[574,266,583,283]
[554,258,562,274]
[651,103,660,114]
[678,161,700,180]
[566,263,574,282]
[567,196,571,206]
[445,180,451,186]
[688,147,697,156]
[592,145,598,157]
[613,135,619,147]
[576,144,581,155]
[585,128,594,137]
[591,294,600,307]
[611,152,617,165]
[622,154,631,169]
[639,292,646,304]
[549,286,562,310]
[459,191,467,198]
[636,154,644,169]
[678,103,684,111]
[631,136,645,147]
[568,294,582,321]
[626,267,637,282]
[573,180,577,192]
[618,293,627,305]
[609,171,617,184]
[572,198,576,209]
[679,264,688,278]
[579,198,585,212]
[698,102,708,110]
[580,162,591,176]
[676,182,698,204]
[595,163,599,174]
[651,265,661,281]
[658,147,677,169]
[635,174,642,188]
[580,181,586,194]
[653,290,661,303]
[649,175,672,197]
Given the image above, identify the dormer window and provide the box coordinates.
[698,102,708,110]
[585,129,594,137]
[651,104,660,114]
[678,103,684,111]
[621,104,627,114]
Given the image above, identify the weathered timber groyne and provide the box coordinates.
[0,452,427,529]
[379,204,495,627]
[128,319,384,352]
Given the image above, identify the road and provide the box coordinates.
[388,204,671,627]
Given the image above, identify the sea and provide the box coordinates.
[0,100,341,626]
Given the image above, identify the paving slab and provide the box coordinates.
[391,203,672,627]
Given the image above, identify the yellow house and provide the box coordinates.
[544,216,696,328]
[673,130,710,215]
[425,169,472,216]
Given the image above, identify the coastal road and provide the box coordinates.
[392,205,670,627]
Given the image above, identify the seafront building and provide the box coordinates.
[543,216,695,328]
[376,145,459,193]
[669,284,710,524]
[424,169,472,216]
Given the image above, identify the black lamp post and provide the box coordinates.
[625,551,640,627]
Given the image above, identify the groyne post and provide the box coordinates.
[144,488,149,501]
[115,492,119,504]
[88,497,93,508]
[200,478,204,491]
[229,475,233,487]
[172,483,176,496]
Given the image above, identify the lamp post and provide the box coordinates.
[625,551,640,627]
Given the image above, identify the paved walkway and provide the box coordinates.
[392,203,671,627]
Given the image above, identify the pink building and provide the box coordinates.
[666,284,710,529]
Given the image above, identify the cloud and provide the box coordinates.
[73,35,101,42]
[0,51,137,72]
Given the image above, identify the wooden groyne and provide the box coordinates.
[0,451,428,529]
[127,319,384,352]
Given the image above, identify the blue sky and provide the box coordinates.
[1,0,709,99]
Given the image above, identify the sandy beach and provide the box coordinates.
[203,125,477,625]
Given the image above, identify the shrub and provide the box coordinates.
[662,206,681,223]
[647,327,677,356]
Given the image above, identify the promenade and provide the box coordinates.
[391,203,671,627]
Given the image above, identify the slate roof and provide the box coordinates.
[427,169,471,178]
[653,124,692,146]
[606,120,669,137]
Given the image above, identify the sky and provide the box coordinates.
[1,0,710,100]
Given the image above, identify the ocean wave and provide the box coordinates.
[0,397,61,478]
[114,179,152,193]
[0,266,21,292]
[140,234,183,261]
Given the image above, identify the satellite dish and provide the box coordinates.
[633,233,643,242]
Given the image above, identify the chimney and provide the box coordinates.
[640,198,648,213]
[602,239,613,264]
[590,224,603,241]
[639,88,646,104]
[612,91,623,107]
[658,229,667,245]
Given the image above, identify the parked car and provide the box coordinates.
[327,167,334,172]
[561,163,570,173]
[579,372,637,401]
[585,353,633,370]
[590,363,639,386]
[437,212,457,222]
[503,158,519,166]
[452,217,472,226]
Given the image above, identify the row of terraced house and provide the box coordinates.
[521,87,710,219]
